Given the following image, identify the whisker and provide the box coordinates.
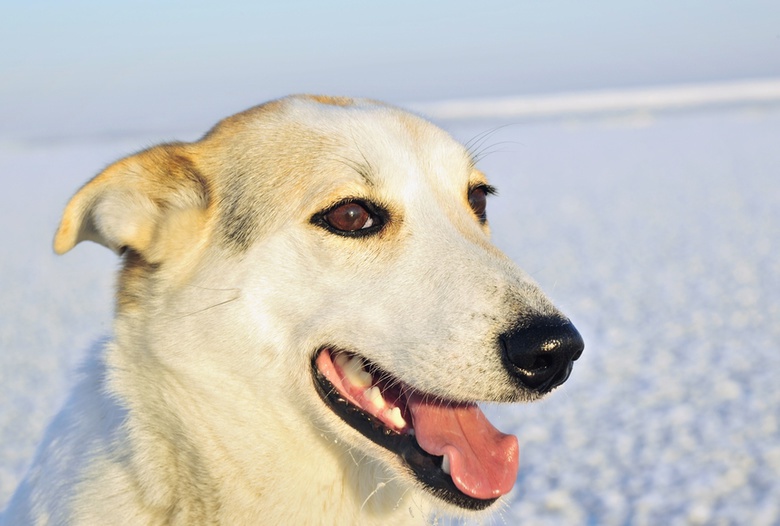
[464,124,517,165]
[170,292,240,320]
[471,140,521,164]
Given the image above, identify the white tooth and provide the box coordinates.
[344,356,372,387]
[365,386,387,409]
[441,455,451,475]
[386,407,407,428]
[334,353,349,369]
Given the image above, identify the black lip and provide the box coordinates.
[311,353,498,511]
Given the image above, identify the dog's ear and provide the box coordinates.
[54,144,210,263]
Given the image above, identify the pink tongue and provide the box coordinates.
[407,395,519,500]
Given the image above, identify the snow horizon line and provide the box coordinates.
[407,77,780,120]
[6,77,780,149]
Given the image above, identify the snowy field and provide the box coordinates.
[1,95,779,524]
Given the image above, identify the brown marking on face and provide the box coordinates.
[196,113,362,251]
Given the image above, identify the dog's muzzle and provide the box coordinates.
[500,318,584,393]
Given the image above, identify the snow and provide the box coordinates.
[410,77,780,120]
[2,90,780,524]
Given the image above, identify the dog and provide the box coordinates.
[4,95,583,525]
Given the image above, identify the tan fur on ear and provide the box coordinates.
[54,144,210,262]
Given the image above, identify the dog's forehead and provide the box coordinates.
[231,96,474,179]
[288,96,472,174]
[202,96,483,250]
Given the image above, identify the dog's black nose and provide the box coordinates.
[500,319,584,393]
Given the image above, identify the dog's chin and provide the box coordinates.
[311,347,520,511]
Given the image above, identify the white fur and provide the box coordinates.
[4,96,563,525]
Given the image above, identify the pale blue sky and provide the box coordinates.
[1,0,779,138]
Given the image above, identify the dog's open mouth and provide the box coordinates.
[312,348,519,510]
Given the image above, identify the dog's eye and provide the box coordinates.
[468,186,489,222]
[314,200,386,237]
[326,202,374,232]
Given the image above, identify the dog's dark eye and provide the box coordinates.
[326,202,374,232]
[468,186,489,222]
[314,200,385,237]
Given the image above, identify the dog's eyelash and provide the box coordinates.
[471,183,497,196]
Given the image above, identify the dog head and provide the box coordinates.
[54,95,583,514]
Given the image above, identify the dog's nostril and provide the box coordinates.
[572,346,584,362]
[515,353,554,374]
[500,320,584,393]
